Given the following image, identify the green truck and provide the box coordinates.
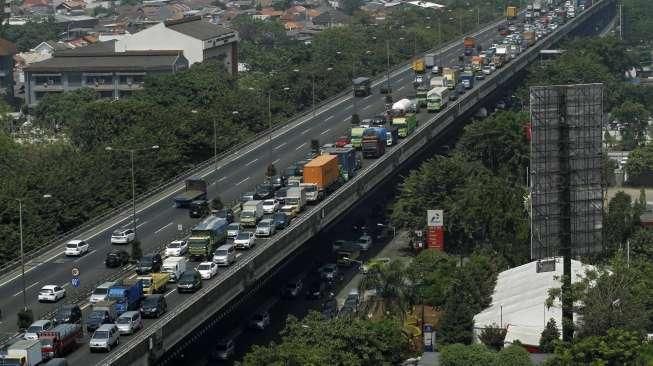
[350,127,365,149]
[392,114,417,138]
[188,216,228,261]
[416,86,429,108]
[426,87,450,113]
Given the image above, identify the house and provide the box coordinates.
[312,10,348,27]
[32,41,73,57]
[0,38,17,97]
[21,0,52,14]
[55,0,87,14]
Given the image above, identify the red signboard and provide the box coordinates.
[426,226,444,251]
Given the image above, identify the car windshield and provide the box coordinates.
[117,317,131,324]
[168,243,180,248]
[198,264,212,271]
[274,214,285,221]
[215,250,228,256]
[303,186,316,192]
[88,311,104,320]
[40,289,52,294]
[92,288,108,295]
[241,212,254,218]
[112,230,124,236]
[227,224,239,230]
[140,257,153,265]
[258,222,269,228]
[66,243,77,248]
[180,273,195,282]
[263,200,275,205]
[27,326,42,333]
[142,297,158,307]
[92,331,109,339]
[236,233,250,240]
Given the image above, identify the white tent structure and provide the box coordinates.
[473,258,591,349]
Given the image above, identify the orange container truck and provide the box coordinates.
[303,155,340,194]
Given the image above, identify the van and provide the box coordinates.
[161,256,188,283]
[90,282,116,304]
[89,324,119,352]
[116,311,143,335]
[212,244,236,266]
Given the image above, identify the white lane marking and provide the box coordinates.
[0,250,65,288]
[136,221,148,229]
[164,289,175,297]
[121,218,139,228]
[74,249,96,262]
[63,283,70,288]
[218,176,227,182]
[320,129,331,135]
[245,158,258,167]
[13,281,40,297]
[344,104,352,110]
[301,129,310,135]
[398,86,405,91]
[80,303,90,310]
[236,177,250,186]
[325,115,334,121]
[364,95,372,100]
[128,273,137,279]
[272,159,280,165]
[295,143,306,151]
[155,222,173,234]
[274,142,287,150]
[363,105,371,110]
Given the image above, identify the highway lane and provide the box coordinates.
[0,20,503,362]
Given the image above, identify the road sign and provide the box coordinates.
[427,210,443,227]
[71,267,80,277]
[177,224,183,232]
[71,277,80,288]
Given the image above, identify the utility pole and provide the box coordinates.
[18,199,26,311]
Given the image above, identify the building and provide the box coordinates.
[0,38,16,97]
[24,42,188,105]
[115,16,239,74]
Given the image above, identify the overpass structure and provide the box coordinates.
[98,0,616,364]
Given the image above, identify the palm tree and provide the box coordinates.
[358,259,412,320]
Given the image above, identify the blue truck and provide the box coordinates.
[460,71,475,89]
[361,127,388,158]
[321,146,358,181]
[108,279,143,315]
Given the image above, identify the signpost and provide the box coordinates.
[71,266,80,288]
[426,210,444,251]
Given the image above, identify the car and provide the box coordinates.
[255,219,276,237]
[271,212,290,230]
[234,232,255,249]
[371,115,387,126]
[89,281,116,304]
[306,280,327,299]
[282,277,303,299]
[240,191,255,204]
[361,257,392,274]
[482,66,493,75]
[212,208,234,223]
[211,338,235,360]
[321,298,338,319]
[140,294,167,318]
[248,311,270,330]
[38,285,66,303]
[226,222,241,239]
[188,200,209,218]
[165,240,187,257]
[110,228,135,244]
[135,253,163,275]
[335,136,351,148]
[54,304,82,324]
[262,199,279,214]
[254,184,274,200]
[332,239,348,252]
[338,305,355,318]
[86,309,114,333]
[414,74,424,85]
[24,319,54,339]
[344,290,360,311]
[177,270,202,293]
[116,311,143,335]
[275,187,290,201]
[64,239,88,256]
[318,263,339,282]
[105,249,130,268]
[89,324,120,352]
[196,261,218,279]
[356,234,373,251]
[266,175,286,190]
[213,244,236,266]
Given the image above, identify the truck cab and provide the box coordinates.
[352,77,371,97]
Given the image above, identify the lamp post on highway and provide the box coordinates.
[105,145,159,240]
[293,68,332,117]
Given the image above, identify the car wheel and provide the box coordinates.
[107,344,111,352]
[116,338,119,345]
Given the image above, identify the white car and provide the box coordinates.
[197,262,218,279]
[262,199,279,214]
[234,232,255,249]
[356,234,373,251]
[165,240,187,257]
[255,219,276,237]
[110,228,135,244]
[64,239,89,256]
[38,285,66,302]
[226,223,241,239]
[482,66,493,75]
[24,319,54,340]
[414,75,424,85]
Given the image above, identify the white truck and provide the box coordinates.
[426,87,450,113]
[161,256,188,283]
[391,98,418,115]
[6,339,43,366]
[424,53,436,68]
[282,187,306,215]
[299,183,319,203]
[240,200,264,227]
[430,76,446,88]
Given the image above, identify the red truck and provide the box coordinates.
[38,323,83,360]
[463,37,476,56]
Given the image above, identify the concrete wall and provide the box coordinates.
[116,23,204,65]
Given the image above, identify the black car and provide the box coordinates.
[275,187,290,202]
[321,298,338,319]
[54,304,82,324]
[177,270,202,293]
[266,175,286,190]
[254,184,274,200]
[85,310,113,332]
[370,115,386,126]
[240,191,255,204]
[284,164,299,178]
[105,249,130,268]
[271,212,290,230]
[140,294,167,318]
[212,208,234,223]
[305,280,327,299]
[136,253,162,275]
[338,305,355,318]
[189,200,209,218]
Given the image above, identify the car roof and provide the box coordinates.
[66,239,83,244]
[145,294,163,300]
[119,311,139,318]
[42,285,58,290]
[198,261,214,266]
[31,319,50,326]
[216,244,234,250]
[169,240,185,245]
[97,324,116,331]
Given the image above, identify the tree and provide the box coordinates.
[406,249,457,308]
[342,0,363,15]
[496,345,533,366]
[546,328,645,365]
[17,308,33,330]
[131,239,143,261]
[612,101,650,149]
[266,163,277,177]
[438,278,476,345]
[604,191,638,256]
[539,318,560,353]
[358,259,411,320]
[629,227,653,260]
[440,344,497,366]
[479,323,507,351]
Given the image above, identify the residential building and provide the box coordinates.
[24,42,188,105]
[0,38,16,97]
[312,10,349,28]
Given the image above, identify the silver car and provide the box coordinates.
[255,219,276,237]
[115,311,143,335]
[89,324,120,352]
[213,244,236,266]
[226,223,241,239]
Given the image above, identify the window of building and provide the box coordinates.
[34,76,62,86]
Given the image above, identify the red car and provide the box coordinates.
[335,136,350,148]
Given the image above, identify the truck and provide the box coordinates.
[240,200,264,227]
[188,215,228,260]
[411,58,425,74]
[386,126,399,146]
[299,183,319,203]
[108,278,143,315]
[173,178,207,208]
[352,77,371,97]
[471,56,483,72]
[303,155,340,197]
[350,126,365,149]
[463,37,476,56]
[321,146,357,181]
[533,0,542,16]
[283,187,306,215]
[361,127,387,158]
[392,114,418,138]
[522,31,536,46]
[430,76,446,88]
[443,68,459,89]
[416,86,429,108]
[162,256,187,283]
[38,323,82,360]
[460,71,475,89]
[506,5,518,19]
[426,87,450,112]
[424,53,436,68]
[391,99,413,117]
[138,272,169,295]
[5,339,43,366]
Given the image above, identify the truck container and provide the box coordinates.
[430,76,446,88]
[352,77,371,97]
[391,98,413,117]
[522,31,536,46]
[38,324,82,360]
[362,127,388,158]
[463,37,476,56]
[188,215,228,260]
[108,279,143,315]
[506,5,518,19]
[416,86,428,108]
[283,187,306,214]
[303,155,339,196]
[6,339,42,366]
[240,200,264,227]
[424,53,436,68]
[350,127,365,149]
[392,114,418,137]
[321,146,357,181]
[161,256,187,282]
[386,126,399,146]
[173,178,207,208]
[138,273,169,295]
[411,58,425,74]
[442,68,459,89]
[427,87,450,112]
[460,71,475,89]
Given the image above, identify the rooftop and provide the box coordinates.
[24,49,184,72]
[164,15,235,40]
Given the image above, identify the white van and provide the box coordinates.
[161,256,188,283]
[89,281,116,304]
[212,244,236,266]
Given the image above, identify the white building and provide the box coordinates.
[115,16,239,74]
